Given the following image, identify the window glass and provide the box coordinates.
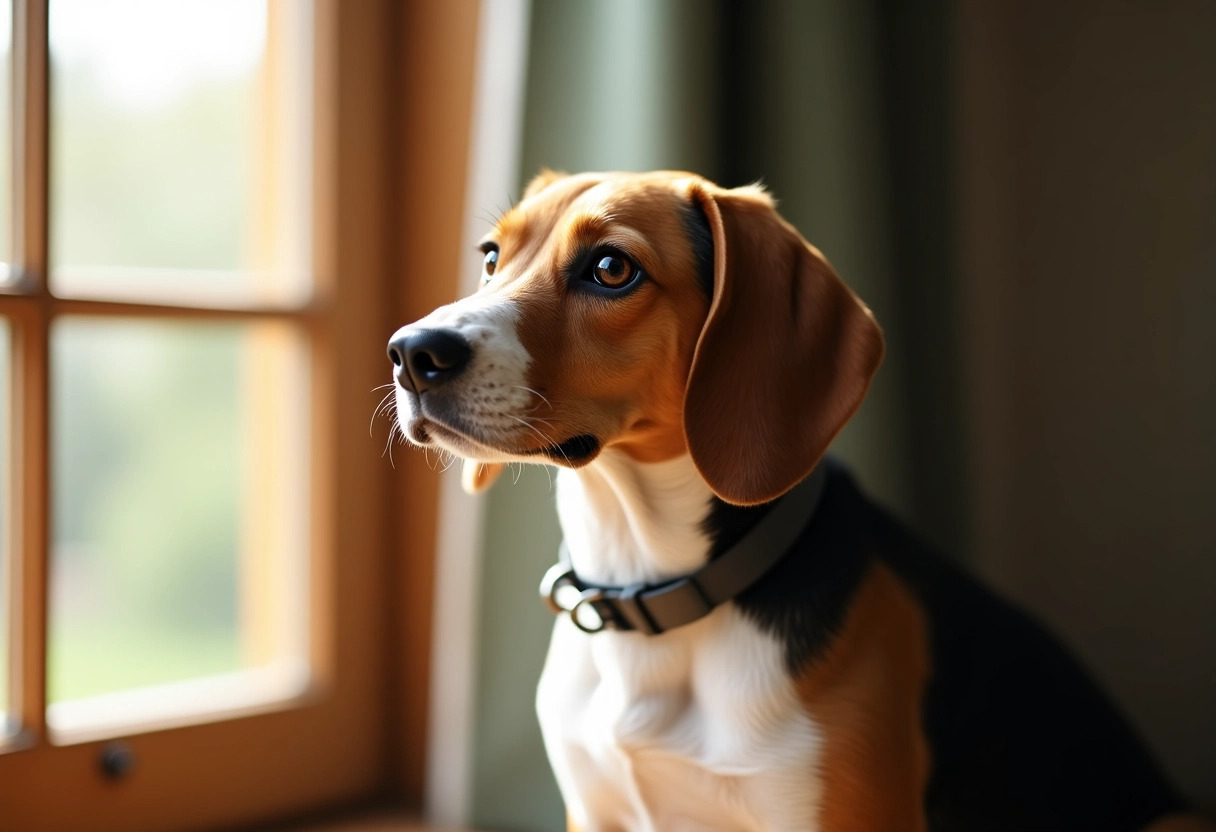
[48,317,309,739]
[48,0,312,306]
[1,0,12,280]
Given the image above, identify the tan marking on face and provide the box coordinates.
[485,171,712,464]
[797,564,931,832]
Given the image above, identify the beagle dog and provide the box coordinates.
[388,171,1204,831]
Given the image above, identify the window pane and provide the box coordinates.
[1,0,12,281]
[0,320,10,732]
[48,317,310,739]
[48,0,313,307]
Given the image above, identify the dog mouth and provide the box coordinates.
[522,433,600,465]
[404,410,600,467]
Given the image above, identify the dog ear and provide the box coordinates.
[683,183,884,506]
[461,460,504,494]
[523,168,568,200]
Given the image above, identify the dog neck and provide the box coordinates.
[555,449,717,588]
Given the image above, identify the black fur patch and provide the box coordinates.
[681,198,715,298]
[702,460,872,672]
[712,460,1187,829]
[873,501,1187,830]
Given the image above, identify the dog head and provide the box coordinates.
[388,170,883,505]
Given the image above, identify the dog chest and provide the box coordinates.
[537,606,825,832]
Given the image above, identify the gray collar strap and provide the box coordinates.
[539,465,828,635]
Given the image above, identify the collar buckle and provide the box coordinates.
[569,588,611,633]
[540,566,621,633]
[539,465,829,637]
[540,563,577,615]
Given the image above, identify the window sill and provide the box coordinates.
[265,807,480,832]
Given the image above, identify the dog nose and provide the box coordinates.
[387,328,472,393]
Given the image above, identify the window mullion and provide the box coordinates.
[12,0,47,293]
[12,302,46,744]
[11,0,49,745]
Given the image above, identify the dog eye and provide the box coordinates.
[481,246,499,281]
[591,254,638,289]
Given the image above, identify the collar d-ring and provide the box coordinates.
[537,464,829,637]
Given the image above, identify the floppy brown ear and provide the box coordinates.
[683,183,884,506]
[522,168,567,200]
[461,460,504,494]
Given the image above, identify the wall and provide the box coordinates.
[958,0,1216,807]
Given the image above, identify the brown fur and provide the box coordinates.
[684,184,885,505]
[480,172,713,467]
[797,564,931,832]
[470,171,883,502]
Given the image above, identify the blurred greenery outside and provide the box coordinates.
[2,0,13,721]
[49,320,248,702]
[9,0,295,705]
[2,1,11,268]
[50,54,254,272]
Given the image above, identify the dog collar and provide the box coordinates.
[539,465,828,635]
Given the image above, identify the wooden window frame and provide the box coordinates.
[0,0,480,828]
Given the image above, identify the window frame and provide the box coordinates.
[0,0,475,827]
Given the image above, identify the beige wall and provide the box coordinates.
[958,0,1216,807]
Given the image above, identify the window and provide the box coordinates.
[0,1,443,828]
[1,0,12,278]
[43,0,313,742]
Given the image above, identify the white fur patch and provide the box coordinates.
[539,452,824,831]
[392,293,542,457]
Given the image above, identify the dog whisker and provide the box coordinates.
[514,385,554,411]
[508,414,573,467]
[522,415,561,432]
[369,390,396,437]
[439,450,457,473]
[382,421,399,469]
